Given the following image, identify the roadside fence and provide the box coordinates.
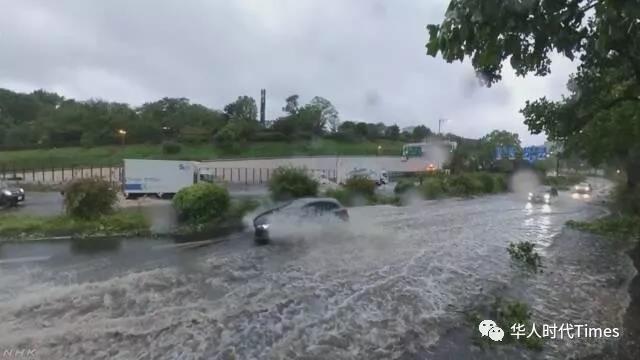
[0,164,338,187]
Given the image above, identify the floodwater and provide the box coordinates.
[0,179,635,359]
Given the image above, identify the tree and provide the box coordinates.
[309,96,340,132]
[338,121,357,134]
[296,105,325,136]
[412,125,432,141]
[355,122,369,138]
[479,130,522,168]
[224,96,258,123]
[271,116,297,137]
[213,123,241,149]
[426,0,640,188]
[425,0,623,86]
[384,124,400,140]
[283,95,300,115]
[480,130,521,149]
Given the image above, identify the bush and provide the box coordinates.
[63,178,118,219]
[507,241,541,270]
[251,131,288,142]
[446,174,483,197]
[394,179,416,194]
[612,184,640,216]
[344,176,376,197]
[476,173,496,193]
[421,178,446,199]
[543,175,586,189]
[567,216,640,238]
[324,188,353,206]
[80,132,97,148]
[173,182,230,224]
[494,174,509,192]
[213,123,241,149]
[269,167,319,201]
[162,141,182,154]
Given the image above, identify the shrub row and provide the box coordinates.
[268,167,319,201]
[173,182,231,224]
[394,172,509,199]
[542,175,585,189]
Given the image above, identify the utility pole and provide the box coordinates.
[260,89,266,126]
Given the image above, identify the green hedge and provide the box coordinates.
[613,184,640,216]
[161,141,182,154]
[324,188,353,206]
[421,178,447,199]
[567,216,640,238]
[394,179,416,194]
[417,172,508,199]
[543,175,586,189]
[447,174,484,196]
[344,176,376,197]
[63,178,118,220]
[324,188,400,207]
[268,167,318,201]
[173,182,230,224]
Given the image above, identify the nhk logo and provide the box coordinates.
[1,348,37,358]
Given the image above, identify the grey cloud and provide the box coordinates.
[0,0,575,144]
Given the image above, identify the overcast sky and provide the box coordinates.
[0,0,577,145]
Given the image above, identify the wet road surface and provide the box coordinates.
[0,179,635,359]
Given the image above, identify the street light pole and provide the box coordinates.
[117,129,127,146]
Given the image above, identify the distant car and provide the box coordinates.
[573,183,592,194]
[253,198,349,244]
[344,168,389,186]
[528,190,554,204]
[0,181,25,207]
[314,173,334,185]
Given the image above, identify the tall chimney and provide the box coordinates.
[260,89,266,126]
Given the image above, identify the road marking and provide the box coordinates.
[152,233,247,250]
[0,255,51,265]
[152,240,215,250]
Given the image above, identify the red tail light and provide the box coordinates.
[335,209,349,221]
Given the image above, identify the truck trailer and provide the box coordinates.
[123,159,215,199]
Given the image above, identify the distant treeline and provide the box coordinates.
[0,88,467,150]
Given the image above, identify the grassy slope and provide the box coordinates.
[0,139,404,168]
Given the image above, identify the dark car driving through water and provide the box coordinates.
[528,187,558,204]
[253,198,349,244]
[573,182,593,194]
[0,181,25,207]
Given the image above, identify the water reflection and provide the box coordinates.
[572,193,591,200]
[70,237,122,254]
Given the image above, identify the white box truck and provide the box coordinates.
[123,159,201,199]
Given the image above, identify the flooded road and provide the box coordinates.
[0,179,635,359]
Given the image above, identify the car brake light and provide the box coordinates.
[335,209,349,221]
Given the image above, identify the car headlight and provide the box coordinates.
[19,188,24,193]
[2,190,11,196]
